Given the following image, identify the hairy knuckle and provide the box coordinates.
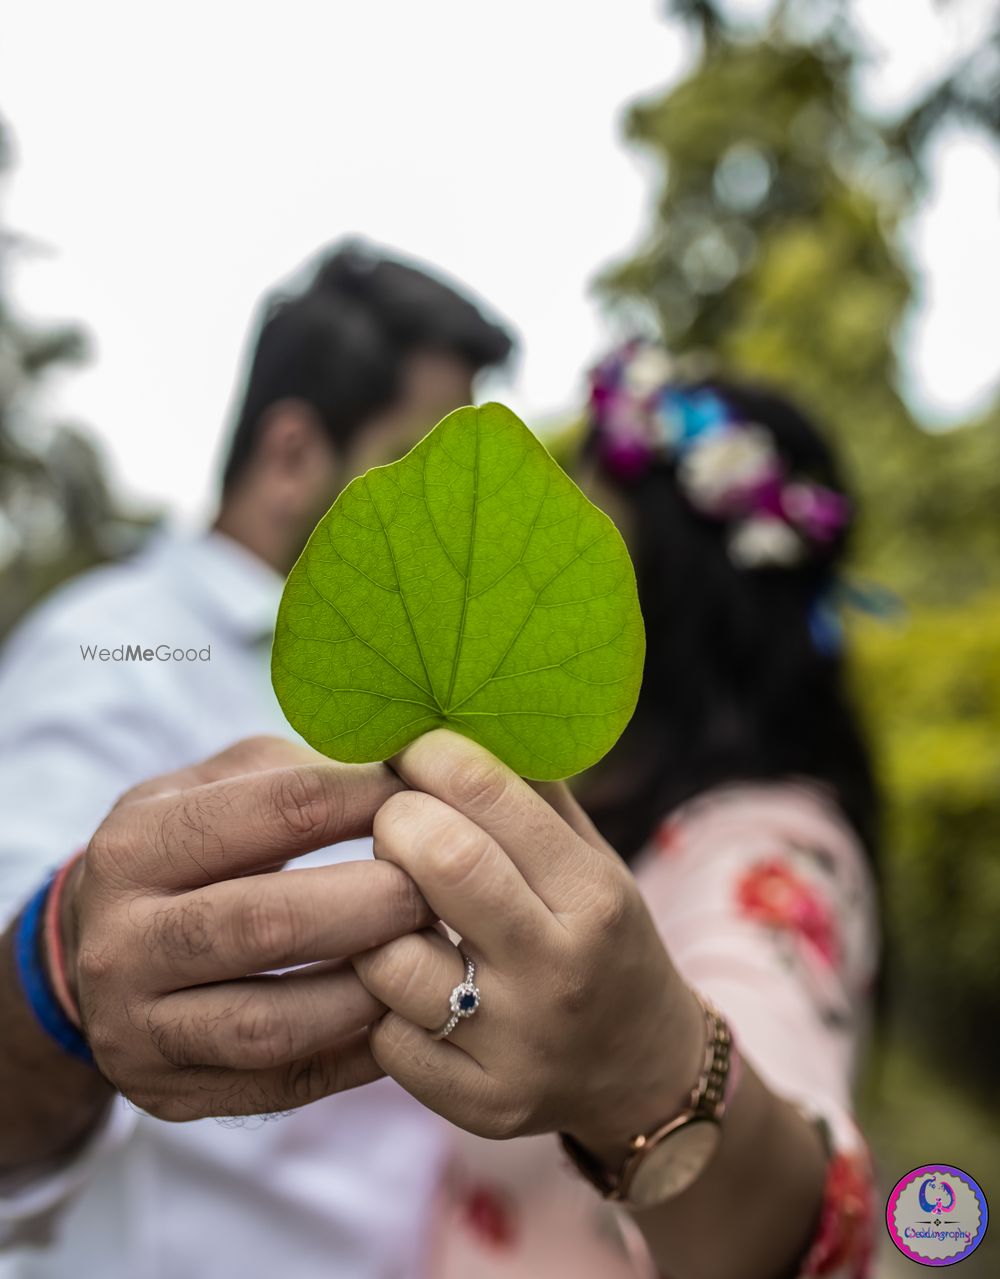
[282,1055,330,1105]
[237,893,299,968]
[271,768,329,843]
[150,793,227,876]
[144,899,215,965]
[147,1019,184,1067]
[76,939,119,987]
[232,1006,294,1068]
[166,792,211,842]
[84,1013,120,1059]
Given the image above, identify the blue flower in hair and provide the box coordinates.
[656,386,731,449]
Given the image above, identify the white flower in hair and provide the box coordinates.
[623,345,675,397]
[728,515,805,569]
[678,424,777,514]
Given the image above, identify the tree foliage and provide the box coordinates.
[0,116,153,637]
[605,3,1000,1082]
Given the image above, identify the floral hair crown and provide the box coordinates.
[588,340,850,571]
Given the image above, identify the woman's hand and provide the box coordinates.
[351,729,707,1162]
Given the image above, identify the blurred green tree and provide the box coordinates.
[602,1,1000,1087]
[0,116,153,637]
[603,4,1000,599]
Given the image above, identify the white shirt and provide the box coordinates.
[0,530,448,1279]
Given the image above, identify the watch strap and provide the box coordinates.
[560,990,738,1202]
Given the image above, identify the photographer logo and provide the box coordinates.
[886,1164,988,1266]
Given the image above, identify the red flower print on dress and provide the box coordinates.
[460,1183,518,1251]
[736,858,840,966]
[655,817,682,857]
[799,1150,875,1277]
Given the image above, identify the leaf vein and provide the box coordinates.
[442,410,480,711]
[366,475,442,708]
[301,562,433,699]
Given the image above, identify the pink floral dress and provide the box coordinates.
[424,782,880,1278]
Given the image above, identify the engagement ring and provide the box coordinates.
[431,953,480,1040]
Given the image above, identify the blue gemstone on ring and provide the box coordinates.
[458,991,478,1012]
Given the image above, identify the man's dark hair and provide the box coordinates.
[221,242,514,491]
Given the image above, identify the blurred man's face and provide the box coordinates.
[232,352,480,572]
[342,351,476,481]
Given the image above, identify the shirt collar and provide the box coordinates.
[153,527,285,644]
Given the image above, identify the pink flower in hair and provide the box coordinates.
[678,425,780,517]
[781,482,850,544]
[587,341,851,569]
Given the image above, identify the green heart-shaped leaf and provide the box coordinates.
[271,402,645,779]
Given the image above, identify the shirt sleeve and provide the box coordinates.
[633,784,880,1279]
[0,1101,138,1248]
[0,601,164,1228]
[0,599,167,929]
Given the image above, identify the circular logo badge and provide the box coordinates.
[886,1164,988,1266]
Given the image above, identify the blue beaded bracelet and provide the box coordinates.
[13,874,95,1066]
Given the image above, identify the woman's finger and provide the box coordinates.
[371,789,555,961]
[528,779,613,854]
[368,1012,491,1130]
[146,962,384,1071]
[389,729,609,912]
[352,928,474,1038]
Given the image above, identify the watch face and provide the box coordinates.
[629,1119,721,1208]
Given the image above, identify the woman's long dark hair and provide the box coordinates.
[579,376,880,872]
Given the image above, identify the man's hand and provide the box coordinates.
[26,736,431,1142]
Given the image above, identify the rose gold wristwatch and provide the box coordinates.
[560,992,740,1209]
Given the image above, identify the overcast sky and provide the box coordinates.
[3,0,999,523]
